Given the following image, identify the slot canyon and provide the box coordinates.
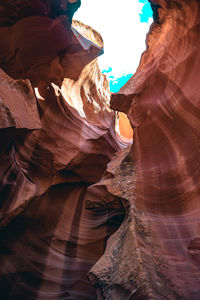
[0,0,200,299]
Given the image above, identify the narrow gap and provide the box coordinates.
[74,0,153,93]
[74,0,153,141]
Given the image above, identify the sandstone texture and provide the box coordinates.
[89,0,200,299]
[0,0,200,299]
[0,1,127,299]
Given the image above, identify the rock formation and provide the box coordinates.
[0,0,200,299]
[88,0,200,299]
[0,1,127,299]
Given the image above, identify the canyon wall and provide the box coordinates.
[89,0,200,299]
[0,1,127,299]
[0,0,200,299]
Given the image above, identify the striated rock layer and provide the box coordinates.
[88,0,200,299]
[0,1,127,299]
[0,0,200,299]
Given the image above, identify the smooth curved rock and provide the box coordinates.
[89,0,200,298]
[1,0,200,299]
[0,3,103,86]
[0,9,126,298]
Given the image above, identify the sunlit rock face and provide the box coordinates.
[89,0,200,299]
[0,2,127,299]
[1,0,200,299]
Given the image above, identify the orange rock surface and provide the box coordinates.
[0,2,127,298]
[89,0,200,298]
[0,0,200,299]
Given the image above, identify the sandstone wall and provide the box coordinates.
[0,1,127,299]
[89,0,200,299]
[0,0,200,299]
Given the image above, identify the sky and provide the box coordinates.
[74,0,153,92]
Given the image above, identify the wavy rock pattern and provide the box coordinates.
[89,0,200,299]
[0,0,200,299]
[0,1,126,299]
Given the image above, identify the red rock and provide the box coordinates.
[89,0,200,298]
[0,10,125,298]
[0,69,41,227]
[1,0,200,299]
[0,0,81,26]
[0,2,102,86]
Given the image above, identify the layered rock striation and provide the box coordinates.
[89,0,200,299]
[0,1,127,299]
[0,0,200,299]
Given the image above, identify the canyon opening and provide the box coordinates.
[75,0,153,92]
[0,1,200,299]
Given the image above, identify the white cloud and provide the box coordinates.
[74,0,152,79]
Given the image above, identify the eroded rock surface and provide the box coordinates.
[89,0,200,299]
[0,1,127,299]
[0,0,102,86]
[0,0,200,299]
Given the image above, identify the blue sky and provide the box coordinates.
[75,0,153,92]
[139,0,153,23]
